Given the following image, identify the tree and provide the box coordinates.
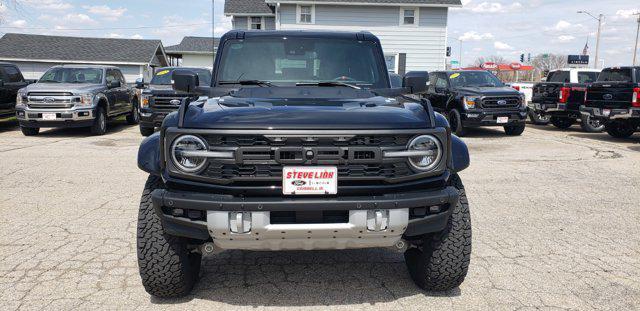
[473,55,508,67]
[531,53,567,77]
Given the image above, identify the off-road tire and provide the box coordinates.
[605,121,637,139]
[550,116,574,130]
[449,109,467,137]
[579,115,605,133]
[504,123,526,136]
[137,175,201,298]
[140,126,155,137]
[528,110,550,125]
[20,126,39,136]
[404,174,471,291]
[90,107,107,135]
[126,99,140,125]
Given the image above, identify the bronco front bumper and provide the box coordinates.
[151,186,459,250]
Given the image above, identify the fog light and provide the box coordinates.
[187,210,203,220]
[367,210,389,232]
[429,205,442,213]
[229,212,251,233]
[171,208,184,217]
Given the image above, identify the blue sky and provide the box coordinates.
[0,0,638,66]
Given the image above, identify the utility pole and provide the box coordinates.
[212,0,215,68]
[633,13,640,66]
[578,11,604,69]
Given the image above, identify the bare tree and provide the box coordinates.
[531,53,567,77]
[473,55,508,67]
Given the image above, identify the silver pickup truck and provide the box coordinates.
[15,65,139,136]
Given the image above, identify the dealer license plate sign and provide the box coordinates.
[283,167,338,195]
[497,117,509,124]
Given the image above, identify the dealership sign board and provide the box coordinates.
[567,55,589,65]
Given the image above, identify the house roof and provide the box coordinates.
[225,0,461,14]
[0,33,167,66]
[165,37,220,54]
[224,0,275,15]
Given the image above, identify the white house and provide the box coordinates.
[165,37,220,68]
[0,33,168,81]
[224,0,461,74]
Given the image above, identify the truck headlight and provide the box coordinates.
[171,135,208,173]
[141,94,151,108]
[463,96,478,110]
[407,135,442,171]
[16,91,27,106]
[77,93,94,106]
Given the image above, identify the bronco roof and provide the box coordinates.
[222,30,379,42]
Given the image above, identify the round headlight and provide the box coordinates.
[407,135,442,171]
[171,135,208,173]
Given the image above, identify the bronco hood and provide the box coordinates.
[181,87,431,130]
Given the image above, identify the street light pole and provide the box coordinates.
[633,13,640,66]
[578,11,604,69]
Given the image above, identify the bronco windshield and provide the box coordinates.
[448,71,504,88]
[217,37,388,88]
[39,68,103,84]
[151,68,212,86]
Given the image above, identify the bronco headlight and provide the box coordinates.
[407,135,443,171]
[171,135,208,173]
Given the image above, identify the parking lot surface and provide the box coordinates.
[0,120,639,310]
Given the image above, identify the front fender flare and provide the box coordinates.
[138,132,162,176]
[450,134,470,173]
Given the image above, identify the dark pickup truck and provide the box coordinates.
[426,70,527,136]
[531,68,602,131]
[0,62,31,119]
[581,67,640,138]
[137,67,212,136]
[136,30,471,298]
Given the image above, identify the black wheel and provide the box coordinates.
[404,174,471,291]
[504,123,526,136]
[90,107,107,135]
[140,126,155,137]
[550,116,574,129]
[448,109,467,137]
[579,115,605,133]
[126,99,140,125]
[605,121,637,139]
[137,175,201,298]
[528,110,550,125]
[20,126,39,136]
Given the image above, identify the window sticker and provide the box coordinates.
[156,70,170,76]
[449,73,461,79]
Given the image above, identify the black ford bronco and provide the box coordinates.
[581,67,640,138]
[137,67,212,136]
[136,30,471,298]
[426,70,527,136]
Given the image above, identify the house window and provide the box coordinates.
[298,5,313,24]
[385,55,397,73]
[249,16,263,30]
[401,8,418,26]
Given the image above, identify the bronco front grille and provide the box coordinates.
[203,163,412,180]
[481,97,521,109]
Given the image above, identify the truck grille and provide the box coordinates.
[151,94,191,110]
[481,97,521,109]
[27,92,77,109]
[204,163,412,180]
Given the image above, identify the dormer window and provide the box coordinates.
[401,8,419,26]
[297,5,314,24]
[249,16,263,30]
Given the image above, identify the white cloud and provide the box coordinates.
[615,9,640,19]
[22,0,73,11]
[10,20,27,28]
[106,33,123,38]
[131,34,143,39]
[459,31,494,41]
[62,13,96,25]
[456,1,523,13]
[554,35,576,43]
[494,41,513,50]
[84,5,127,21]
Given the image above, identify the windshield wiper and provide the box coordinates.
[39,79,60,83]
[296,81,361,89]
[218,80,274,87]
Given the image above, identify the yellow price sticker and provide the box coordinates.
[449,73,461,79]
[156,70,170,76]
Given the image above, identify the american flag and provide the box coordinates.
[582,39,589,56]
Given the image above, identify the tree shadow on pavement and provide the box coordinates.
[150,249,462,306]
[460,127,510,138]
[568,133,640,151]
[35,119,134,138]
[0,118,18,133]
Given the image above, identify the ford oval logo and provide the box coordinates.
[291,180,306,186]
[43,97,56,103]
[170,99,181,106]
[603,94,613,100]
[497,100,507,105]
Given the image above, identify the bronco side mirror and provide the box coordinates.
[173,69,199,93]
[403,71,429,94]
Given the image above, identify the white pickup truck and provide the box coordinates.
[506,82,540,123]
